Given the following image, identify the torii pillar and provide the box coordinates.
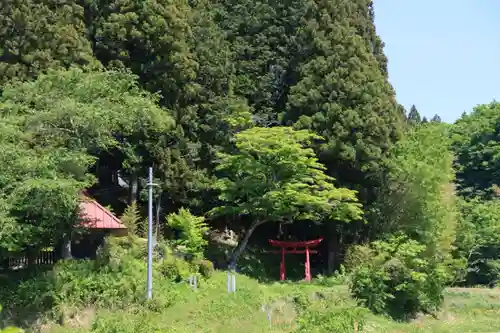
[268,238,323,281]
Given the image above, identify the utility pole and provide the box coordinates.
[147,167,154,299]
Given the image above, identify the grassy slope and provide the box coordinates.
[36,272,500,333]
[368,288,500,333]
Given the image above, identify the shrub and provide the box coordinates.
[295,302,368,333]
[166,208,208,259]
[0,305,23,333]
[158,257,192,282]
[95,235,148,267]
[349,235,447,320]
[314,266,348,287]
[1,236,186,316]
[344,245,372,273]
[454,198,500,286]
[197,259,214,278]
[120,202,141,236]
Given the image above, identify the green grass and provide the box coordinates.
[364,287,500,333]
[27,273,500,333]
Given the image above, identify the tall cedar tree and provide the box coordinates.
[83,0,252,212]
[407,105,421,125]
[281,0,403,271]
[0,0,97,85]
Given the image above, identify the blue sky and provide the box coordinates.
[373,0,500,123]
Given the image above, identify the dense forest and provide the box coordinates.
[1,0,500,331]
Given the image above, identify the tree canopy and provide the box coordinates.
[211,126,363,265]
[0,68,174,252]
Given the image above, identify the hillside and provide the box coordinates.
[1,237,500,333]
[5,272,500,332]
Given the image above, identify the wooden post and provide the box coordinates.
[280,246,286,281]
[305,246,311,281]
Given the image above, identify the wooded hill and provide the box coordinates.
[1,0,499,291]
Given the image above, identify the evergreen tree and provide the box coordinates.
[213,0,308,126]
[280,0,403,271]
[82,0,252,213]
[283,0,403,199]
[407,105,422,125]
[431,114,442,123]
[0,0,97,85]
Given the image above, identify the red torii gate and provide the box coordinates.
[268,238,323,281]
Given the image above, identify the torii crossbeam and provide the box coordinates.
[268,238,323,281]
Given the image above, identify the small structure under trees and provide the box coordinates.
[72,195,128,258]
[268,238,323,281]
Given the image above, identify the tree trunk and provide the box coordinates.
[155,193,162,240]
[229,220,263,269]
[128,173,139,205]
[61,233,73,259]
[327,223,340,275]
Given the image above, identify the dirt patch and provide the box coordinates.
[34,307,96,332]
[263,299,297,327]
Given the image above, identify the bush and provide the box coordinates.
[349,235,447,320]
[166,208,208,259]
[120,202,141,236]
[454,198,500,286]
[314,266,348,287]
[197,259,214,278]
[0,305,23,333]
[295,302,368,333]
[158,257,192,282]
[0,236,188,317]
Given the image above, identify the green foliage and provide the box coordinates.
[349,235,447,320]
[0,67,175,251]
[1,236,185,317]
[372,123,458,256]
[0,0,97,85]
[211,126,363,265]
[295,303,368,333]
[83,0,249,212]
[212,127,363,223]
[87,0,196,106]
[0,120,93,252]
[158,257,193,282]
[451,102,500,198]
[166,208,209,259]
[121,202,141,236]
[0,305,23,333]
[314,267,348,287]
[454,198,500,286]
[197,259,215,278]
[1,67,173,161]
[407,105,422,125]
[282,0,403,193]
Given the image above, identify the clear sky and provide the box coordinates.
[372,0,500,123]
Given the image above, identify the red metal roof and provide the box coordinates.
[79,196,127,229]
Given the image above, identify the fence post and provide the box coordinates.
[261,304,272,327]
[227,271,236,294]
[188,275,198,291]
